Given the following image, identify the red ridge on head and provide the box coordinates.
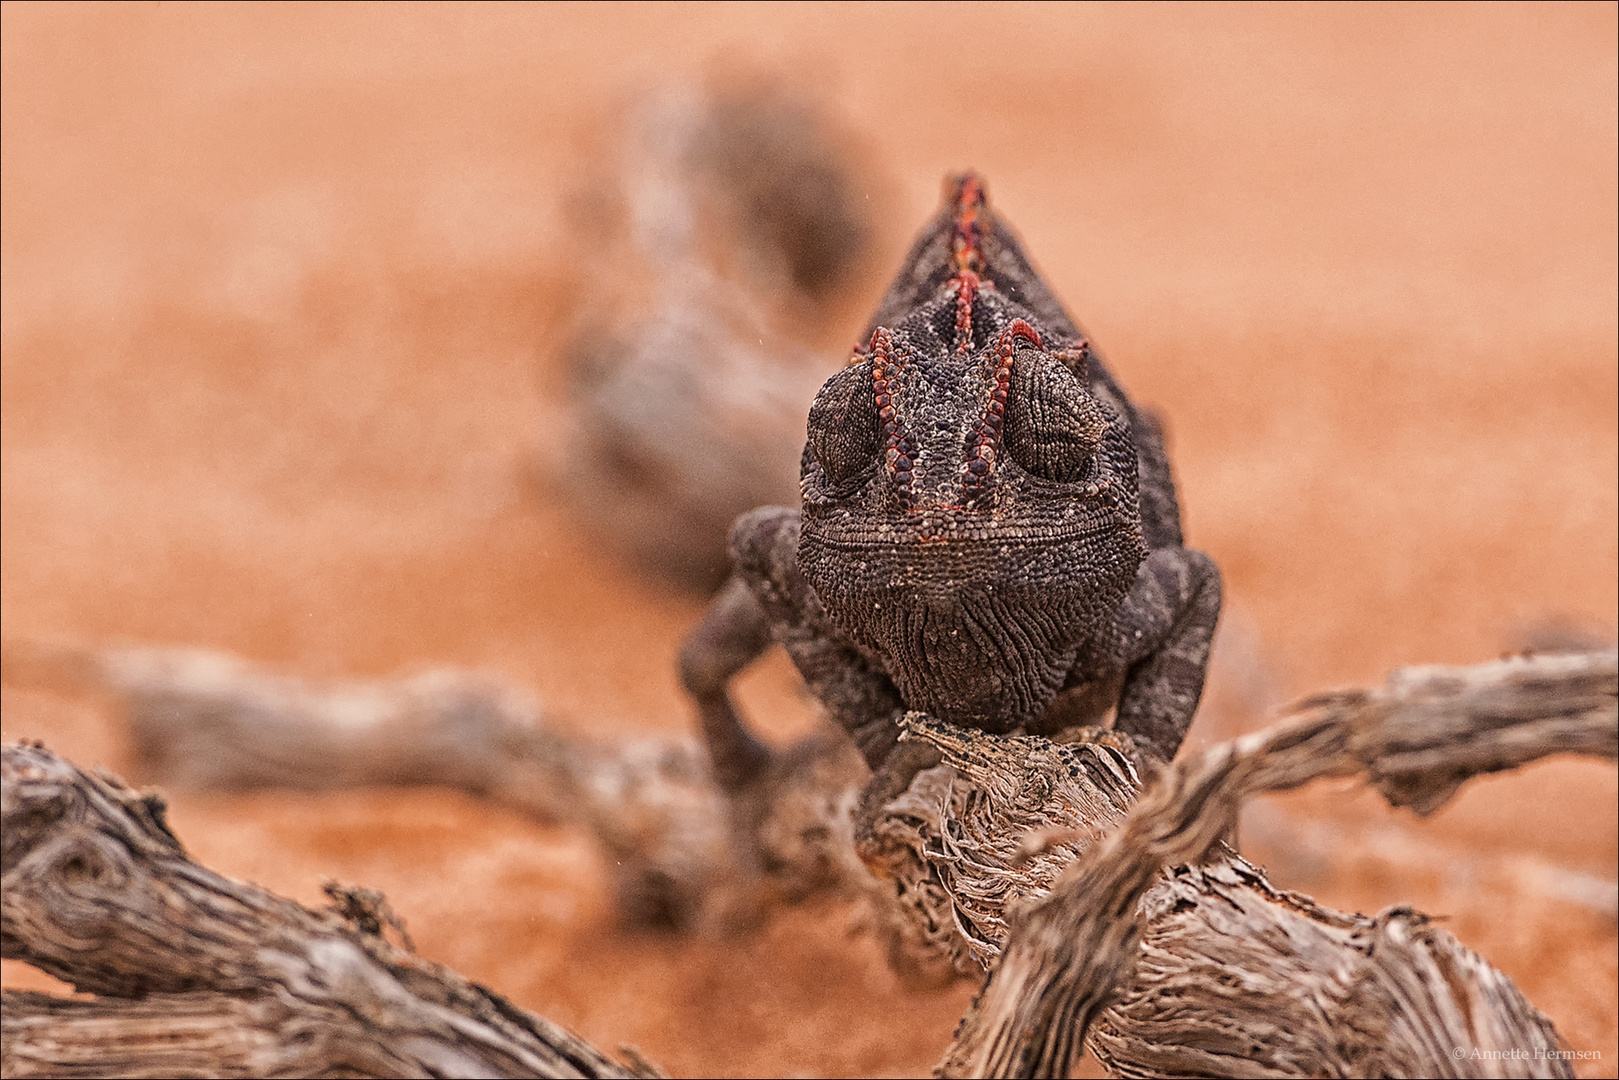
[953,270,980,354]
[949,173,987,276]
[947,173,992,353]
[869,328,916,505]
[1005,318,1041,349]
[960,320,1041,500]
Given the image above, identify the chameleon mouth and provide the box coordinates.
[802,517,1123,550]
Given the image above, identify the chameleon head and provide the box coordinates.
[796,281,1148,731]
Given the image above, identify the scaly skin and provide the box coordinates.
[680,174,1221,845]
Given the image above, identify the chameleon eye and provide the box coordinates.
[1004,351,1106,483]
[806,362,879,486]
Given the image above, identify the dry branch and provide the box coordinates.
[937,650,1614,1078]
[1,640,864,932]
[5,643,1613,1079]
[0,741,660,1080]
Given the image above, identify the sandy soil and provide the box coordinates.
[2,5,1614,1077]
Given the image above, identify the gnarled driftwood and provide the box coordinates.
[4,642,1613,1078]
[0,741,661,1080]
[931,650,1614,1078]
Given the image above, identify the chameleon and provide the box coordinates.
[680,173,1221,841]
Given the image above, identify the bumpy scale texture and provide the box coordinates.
[680,174,1221,842]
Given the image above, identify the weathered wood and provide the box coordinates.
[553,85,876,592]
[0,742,660,1080]
[856,719,1143,981]
[1318,649,1618,812]
[1,640,864,932]
[936,650,1614,1078]
[6,643,1612,1079]
[2,640,616,811]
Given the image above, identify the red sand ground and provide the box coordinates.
[2,5,1615,1077]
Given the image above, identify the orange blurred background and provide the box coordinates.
[3,5,1614,1077]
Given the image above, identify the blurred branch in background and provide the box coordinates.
[0,639,863,935]
[3,642,1612,1078]
[547,80,888,592]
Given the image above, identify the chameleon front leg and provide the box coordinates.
[682,506,938,840]
[1112,546,1223,761]
[679,574,777,792]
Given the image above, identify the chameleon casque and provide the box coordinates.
[680,174,1221,839]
